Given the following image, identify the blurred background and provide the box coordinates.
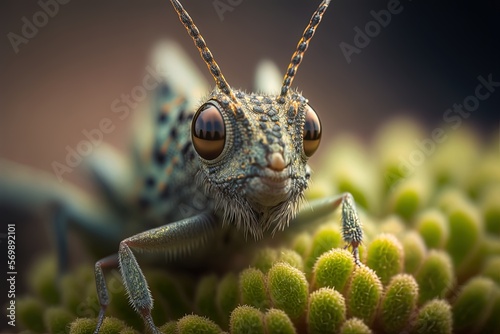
[0,0,499,327]
[1,0,499,164]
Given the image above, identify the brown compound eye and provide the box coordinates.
[302,104,321,157]
[191,102,226,160]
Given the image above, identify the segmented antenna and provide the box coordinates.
[169,0,237,101]
[279,0,331,103]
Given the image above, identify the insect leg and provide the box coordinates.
[51,202,122,275]
[0,159,123,272]
[93,212,218,334]
[53,207,69,273]
[93,254,119,334]
[292,193,363,265]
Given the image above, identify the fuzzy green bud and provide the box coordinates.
[411,298,452,334]
[388,176,430,222]
[452,277,497,333]
[378,215,406,236]
[159,321,177,334]
[264,309,296,334]
[305,225,342,276]
[70,317,133,334]
[466,150,500,197]
[17,298,46,332]
[482,256,500,284]
[482,186,500,237]
[312,248,354,292]
[401,231,427,275]
[69,318,97,334]
[29,256,60,305]
[340,318,372,334]
[481,286,500,334]
[291,232,312,260]
[416,209,449,249]
[374,118,425,192]
[216,272,239,328]
[230,306,265,334]
[44,307,75,334]
[346,265,383,325]
[379,274,419,333]
[239,268,269,310]
[278,248,304,272]
[267,262,309,320]
[177,315,222,334]
[307,288,346,334]
[252,248,279,273]
[366,234,404,285]
[445,198,483,274]
[416,250,454,304]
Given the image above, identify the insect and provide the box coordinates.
[0,0,363,333]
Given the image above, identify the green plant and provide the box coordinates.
[15,120,500,333]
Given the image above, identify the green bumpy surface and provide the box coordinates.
[14,120,500,334]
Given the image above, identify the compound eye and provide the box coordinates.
[303,104,321,157]
[192,102,226,160]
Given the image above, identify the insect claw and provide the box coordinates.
[343,243,362,266]
[352,245,361,267]
[142,311,162,334]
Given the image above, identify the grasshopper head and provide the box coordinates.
[170,0,329,238]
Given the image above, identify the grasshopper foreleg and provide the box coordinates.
[93,212,217,334]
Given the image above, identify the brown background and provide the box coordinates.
[2,1,499,169]
[0,0,499,329]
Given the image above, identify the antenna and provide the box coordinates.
[279,0,331,103]
[169,0,237,101]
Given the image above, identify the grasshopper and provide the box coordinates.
[0,0,363,333]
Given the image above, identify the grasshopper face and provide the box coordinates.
[192,89,321,237]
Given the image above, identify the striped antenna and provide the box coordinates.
[278,0,331,103]
[169,0,237,101]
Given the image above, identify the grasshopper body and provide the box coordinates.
[0,1,364,333]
